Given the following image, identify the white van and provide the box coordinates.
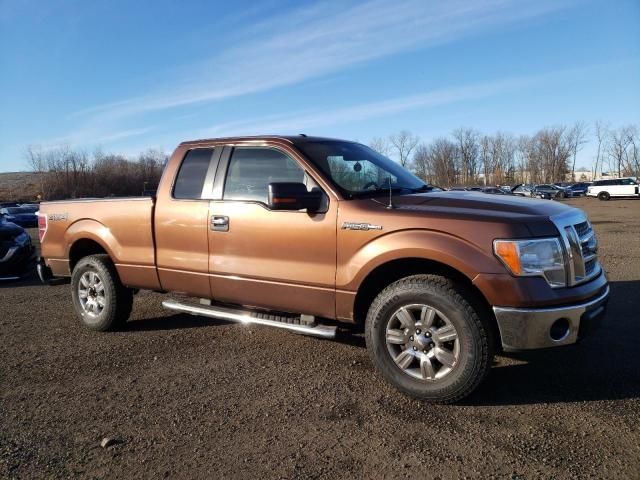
[587,177,639,200]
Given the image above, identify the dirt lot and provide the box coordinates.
[1,197,639,479]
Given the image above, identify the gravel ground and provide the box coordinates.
[1,197,639,479]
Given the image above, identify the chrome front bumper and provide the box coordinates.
[493,285,610,351]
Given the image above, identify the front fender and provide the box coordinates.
[337,229,503,291]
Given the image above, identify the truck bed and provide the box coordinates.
[39,197,160,290]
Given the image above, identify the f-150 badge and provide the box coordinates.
[341,222,383,231]
[48,213,68,221]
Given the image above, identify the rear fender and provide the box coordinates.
[64,219,121,262]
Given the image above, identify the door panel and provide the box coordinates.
[207,145,337,318]
[208,200,337,317]
[618,180,636,196]
[155,148,217,297]
[156,199,210,296]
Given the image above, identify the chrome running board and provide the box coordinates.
[162,299,337,339]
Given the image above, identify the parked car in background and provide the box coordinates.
[587,177,640,200]
[0,215,35,280]
[565,182,590,197]
[533,184,565,199]
[448,186,484,192]
[0,202,20,208]
[481,187,510,195]
[0,206,39,228]
[510,184,534,197]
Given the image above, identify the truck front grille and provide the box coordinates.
[585,258,597,277]
[551,212,601,287]
[574,221,590,238]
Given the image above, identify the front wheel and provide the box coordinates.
[71,254,133,331]
[365,275,492,404]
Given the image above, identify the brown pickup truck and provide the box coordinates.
[38,135,609,403]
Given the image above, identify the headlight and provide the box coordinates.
[494,238,565,287]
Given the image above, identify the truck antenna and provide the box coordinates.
[386,176,395,209]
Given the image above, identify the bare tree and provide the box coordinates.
[627,125,639,177]
[452,128,480,185]
[568,121,589,181]
[389,130,420,167]
[593,121,608,179]
[514,135,532,183]
[25,145,51,200]
[412,144,431,182]
[607,126,634,177]
[533,126,572,182]
[479,135,491,186]
[424,138,458,187]
[368,137,391,157]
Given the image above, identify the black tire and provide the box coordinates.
[71,254,133,331]
[598,191,610,201]
[365,275,492,404]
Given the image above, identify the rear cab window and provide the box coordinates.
[173,149,214,199]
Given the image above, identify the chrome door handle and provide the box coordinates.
[211,215,229,232]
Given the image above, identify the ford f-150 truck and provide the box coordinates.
[38,135,609,403]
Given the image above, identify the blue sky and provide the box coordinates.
[0,0,639,172]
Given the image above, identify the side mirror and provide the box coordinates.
[268,183,323,212]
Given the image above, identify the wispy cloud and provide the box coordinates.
[196,73,544,137]
[71,0,572,121]
[44,126,154,151]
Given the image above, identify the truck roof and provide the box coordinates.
[179,134,353,147]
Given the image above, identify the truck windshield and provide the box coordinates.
[297,140,430,198]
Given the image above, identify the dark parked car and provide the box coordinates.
[566,182,590,196]
[448,186,484,192]
[0,217,35,280]
[533,184,565,199]
[0,206,39,228]
[481,187,510,195]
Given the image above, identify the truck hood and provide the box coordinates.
[392,190,573,218]
[374,190,580,237]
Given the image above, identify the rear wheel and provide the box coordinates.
[365,275,492,404]
[598,191,610,201]
[71,254,133,331]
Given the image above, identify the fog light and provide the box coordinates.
[549,318,570,341]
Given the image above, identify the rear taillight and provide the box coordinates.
[38,213,47,242]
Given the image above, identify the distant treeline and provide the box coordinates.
[25,146,167,200]
[369,122,639,187]
[18,121,640,201]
